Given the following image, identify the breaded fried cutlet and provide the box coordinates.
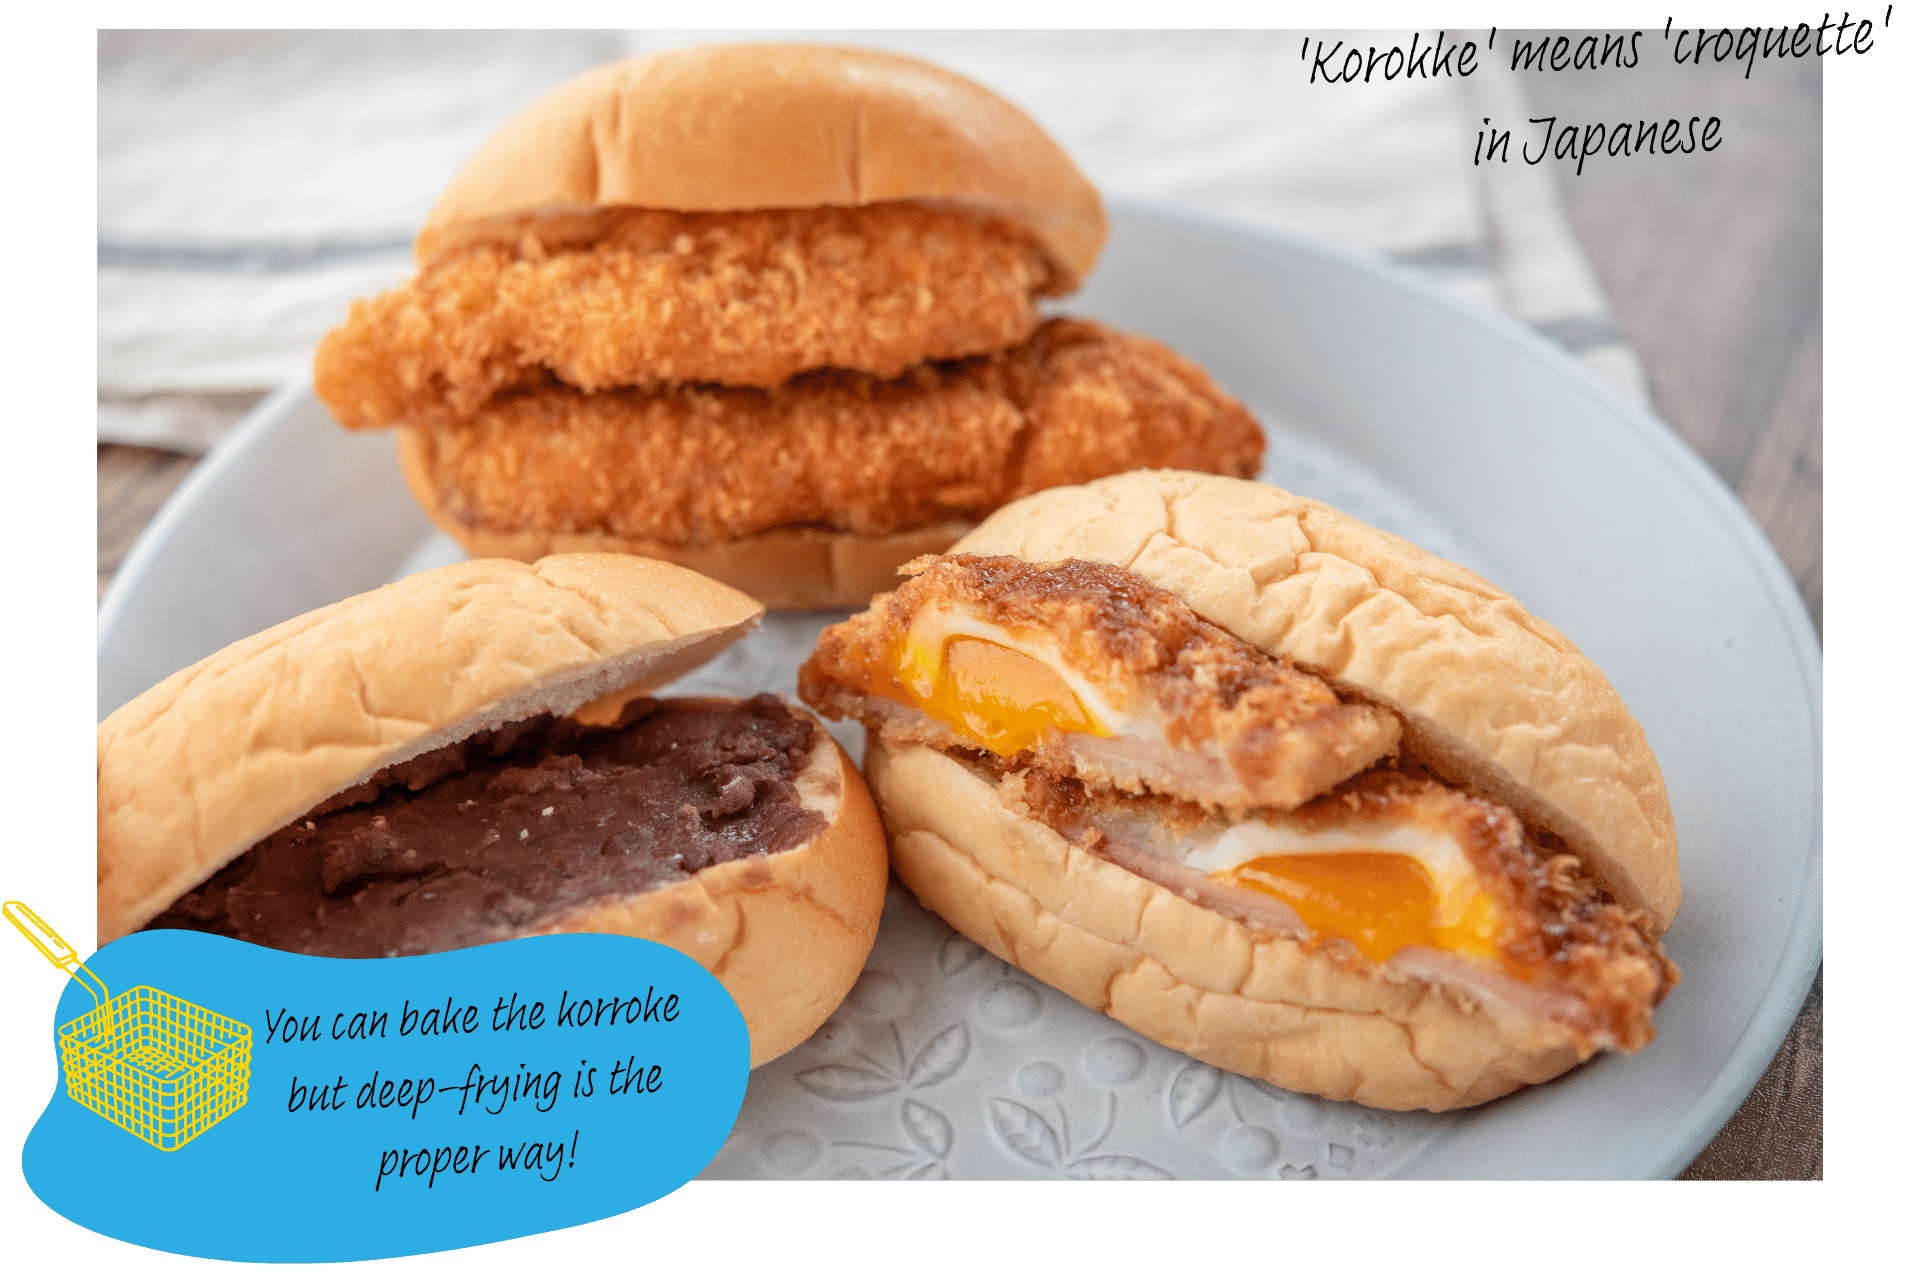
[1007,763,1678,1051]
[799,553,1401,812]
[312,46,1272,608]
[400,320,1265,547]
[315,203,1057,428]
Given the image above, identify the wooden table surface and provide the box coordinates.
[96,37,1821,1179]
[1522,35,1822,1180]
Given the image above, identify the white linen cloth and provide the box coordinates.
[98,30,1646,453]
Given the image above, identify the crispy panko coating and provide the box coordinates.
[315,203,1056,427]
[798,553,1400,811]
[407,319,1264,546]
[1012,762,1678,1052]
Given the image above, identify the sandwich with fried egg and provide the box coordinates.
[797,469,1681,1111]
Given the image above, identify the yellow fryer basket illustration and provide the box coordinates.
[6,901,251,1150]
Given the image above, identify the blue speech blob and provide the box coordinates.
[22,929,748,1262]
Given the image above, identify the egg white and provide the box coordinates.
[902,605,1143,734]
[900,607,1497,927]
[1173,820,1486,924]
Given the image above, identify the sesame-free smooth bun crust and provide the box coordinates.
[952,471,1681,933]
[870,737,1583,1111]
[416,44,1107,288]
[412,517,971,614]
[97,554,764,943]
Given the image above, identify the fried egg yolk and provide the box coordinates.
[1219,854,1503,963]
[878,612,1117,756]
[862,609,1504,967]
[888,634,1104,756]
[1183,825,1505,964]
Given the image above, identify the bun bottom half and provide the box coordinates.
[538,729,888,1067]
[399,427,967,609]
[866,735,1584,1111]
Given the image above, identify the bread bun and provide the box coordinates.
[868,735,1584,1111]
[820,470,1681,1107]
[416,44,1107,290]
[951,470,1680,933]
[97,553,888,1066]
[541,733,886,1065]
[396,429,967,610]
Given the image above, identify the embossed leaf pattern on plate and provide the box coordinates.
[937,933,989,977]
[906,1022,970,1088]
[988,1097,1063,1167]
[794,1064,900,1102]
[902,1100,954,1157]
[1066,1153,1174,1180]
[707,886,1455,1179]
[1168,1061,1221,1128]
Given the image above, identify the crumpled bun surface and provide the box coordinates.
[951,469,1681,934]
[416,43,1108,290]
[869,736,1585,1112]
[97,554,763,944]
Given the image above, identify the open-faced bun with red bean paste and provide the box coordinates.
[98,553,887,1066]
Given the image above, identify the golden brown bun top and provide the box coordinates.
[97,554,763,943]
[416,43,1107,288]
[952,470,1682,933]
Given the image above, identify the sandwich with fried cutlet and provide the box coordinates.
[313,45,1264,607]
[797,470,1682,1112]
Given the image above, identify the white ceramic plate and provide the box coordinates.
[97,198,1822,1179]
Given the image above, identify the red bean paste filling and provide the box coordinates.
[145,694,826,958]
